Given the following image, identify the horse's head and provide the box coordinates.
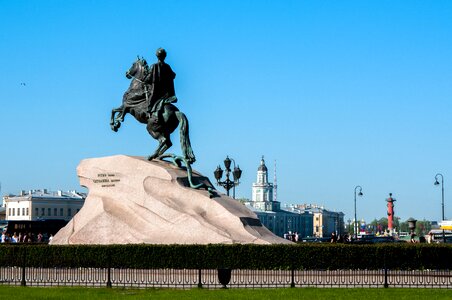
[125,57,149,80]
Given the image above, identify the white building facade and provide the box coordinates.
[246,157,313,238]
[3,189,85,221]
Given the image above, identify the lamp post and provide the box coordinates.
[354,186,363,239]
[213,157,241,290]
[347,219,351,235]
[335,213,338,235]
[214,156,242,198]
[434,173,446,243]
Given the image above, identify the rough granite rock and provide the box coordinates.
[51,155,291,245]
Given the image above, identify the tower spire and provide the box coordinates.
[273,160,277,203]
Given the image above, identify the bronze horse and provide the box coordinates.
[110,58,195,163]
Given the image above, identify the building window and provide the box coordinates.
[8,208,11,216]
[17,209,20,216]
[12,208,15,216]
[68,208,72,217]
[22,208,25,216]
[54,208,57,216]
[60,208,63,216]
[48,208,51,216]
[35,208,38,216]
[26,208,29,216]
[41,208,45,216]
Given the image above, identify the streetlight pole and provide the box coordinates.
[354,186,363,240]
[335,213,338,235]
[347,219,351,235]
[214,156,242,198]
[434,173,445,243]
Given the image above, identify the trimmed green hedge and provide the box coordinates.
[0,244,451,270]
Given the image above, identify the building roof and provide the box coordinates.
[4,189,86,201]
[282,203,344,216]
[245,203,301,216]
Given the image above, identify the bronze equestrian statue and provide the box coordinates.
[110,48,196,164]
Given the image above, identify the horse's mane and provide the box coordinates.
[137,57,149,74]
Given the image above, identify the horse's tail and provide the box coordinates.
[176,111,196,163]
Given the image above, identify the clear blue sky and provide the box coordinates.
[1,1,451,223]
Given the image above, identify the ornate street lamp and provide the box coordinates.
[354,186,363,239]
[214,156,242,198]
[214,157,241,289]
[434,173,446,243]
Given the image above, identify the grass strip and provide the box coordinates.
[0,286,450,299]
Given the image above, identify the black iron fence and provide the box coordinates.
[0,267,451,289]
[1,244,451,289]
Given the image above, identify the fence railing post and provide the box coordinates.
[197,269,203,288]
[383,251,388,288]
[20,265,26,286]
[291,268,295,288]
[106,267,112,288]
[20,247,26,286]
[384,267,388,288]
[106,249,112,288]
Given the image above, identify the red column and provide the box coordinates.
[386,193,396,231]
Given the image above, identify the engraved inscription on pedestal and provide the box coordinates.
[92,173,120,188]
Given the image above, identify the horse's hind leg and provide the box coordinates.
[147,134,172,161]
[147,137,165,160]
[146,121,173,161]
[157,135,172,157]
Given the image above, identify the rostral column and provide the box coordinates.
[386,193,396,234]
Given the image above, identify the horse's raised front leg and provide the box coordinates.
[110,106,125,132]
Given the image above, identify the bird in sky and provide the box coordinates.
[20,82,26,86]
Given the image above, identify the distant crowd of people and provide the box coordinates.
[329,232,352,243]
[411,232,437,244]
[284,231,352,243]
[284,231,299,242]
[1,231,53,243]
[285,230,443,244]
